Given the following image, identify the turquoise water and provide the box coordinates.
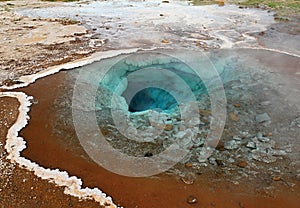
[127,87,178,112]
[95,52,215,114]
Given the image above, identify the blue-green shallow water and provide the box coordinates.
[69,48,299,163]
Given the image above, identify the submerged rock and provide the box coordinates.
[255,113,271,123]
[251,150,277,163]
[229,112,239,122]
[246,141,256,149]
[237,161,247,168]
[181,172,196,185]
[186,195,197,204]
[208,157,217,166]
[224,140,240,150]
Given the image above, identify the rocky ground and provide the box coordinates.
[0,0,108,86]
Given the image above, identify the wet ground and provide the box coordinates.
[17,0,275,50]
[0,96,101,208]
[0,0,300,208]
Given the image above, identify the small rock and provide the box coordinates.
[209,157,217,166]
[251,150,277,163]
[257,136,270,142]
[181,172,195,185]
[256,132,263,139]
[228,157,235,164]
[224,140,240,150]
[191,137,204,147]
[197,156,207,163]
[229,112,239,122]
[233,103,241,108]
[272,176,281,181]
[198,109,211,117]
[160,13,164,16]
[185,163,193,168]
[261,101,271,106]
[237,161,247,168]
[161,39,170,44]
[218,1,225,6]
[195,41,202,47]
[255,113,271,123]
[272,149,286,156]
[186,195,197,204]
[164,124,173,131]
[162,0,170,3]
[233,136,242,141]
[246,141,256,149]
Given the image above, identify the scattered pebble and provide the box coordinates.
[229,112,239,122]
[186,195,197,204]
[181,172,195,185]
[185,163,193,168]
[164,124,173,131]
[198,109,211,117]
[252,150,277,163]
[233,136,242,141]
[272,176,281,181]
[209,157,217,166]
[161,39,170,44]
[224,140,240,150]
[257,136,270,142]
[246,141,256,149]
[256,132,263,139]
[237,161,247,168]
[233,103,241,108]
[218,1,225,6]
[255,113,271,123]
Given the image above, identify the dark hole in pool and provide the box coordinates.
[126,87,178,113]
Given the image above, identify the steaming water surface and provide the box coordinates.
[17,48,300,208]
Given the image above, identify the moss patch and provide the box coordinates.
[234,0,300,18]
